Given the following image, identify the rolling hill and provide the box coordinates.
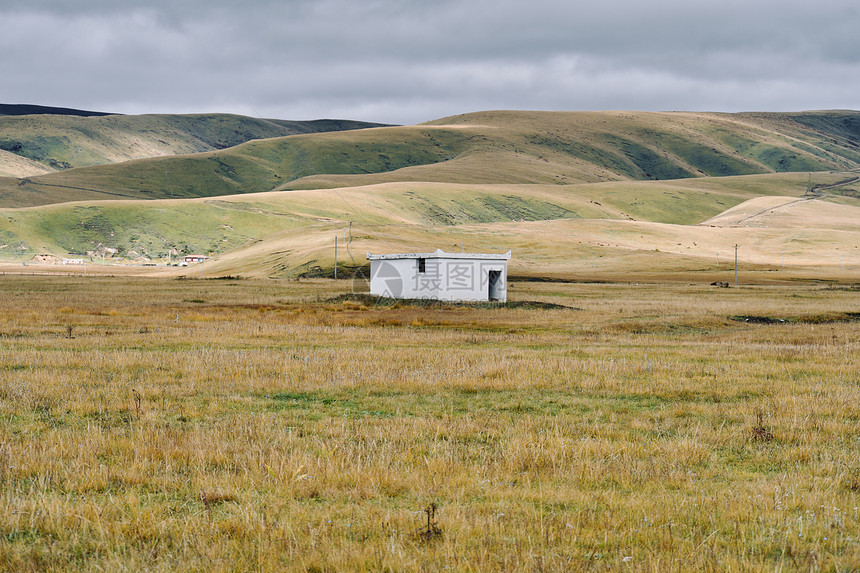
[0,111,390,178]
[1,110,859,208]
[0,109,857,280]
[1,171,857,280]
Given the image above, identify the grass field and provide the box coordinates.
[1,110,857,287]
[0,275,858,571]
[2,170,858,278]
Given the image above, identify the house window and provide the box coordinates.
[418,258,426,273]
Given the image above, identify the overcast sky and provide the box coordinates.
[2,0,858,124]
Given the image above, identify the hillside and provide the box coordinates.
[0,109,857,280]
[0,112,390,178]
[1,110,858,208]
[0,171,857,280]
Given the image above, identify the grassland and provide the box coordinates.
[0,109,857,283]
[2,110,859,208]
[1,170,857,281]
[0,276,857,571]
[0,113,388,178]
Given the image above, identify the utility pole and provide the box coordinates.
[334,236,338,280]
[734,244,739,285]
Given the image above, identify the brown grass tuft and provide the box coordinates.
[751,410,775,443]
[415,503,443,542]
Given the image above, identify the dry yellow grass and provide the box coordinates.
[0,276,858,571]
[1,165,856,281]
[0,150,52,178]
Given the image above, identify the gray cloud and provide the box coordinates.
[1,0,858,123]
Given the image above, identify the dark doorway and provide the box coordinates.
[488,270,502,301]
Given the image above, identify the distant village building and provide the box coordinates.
[367,249,510,302]
[183,255,207,264]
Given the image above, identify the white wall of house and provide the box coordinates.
[367,249,510,302]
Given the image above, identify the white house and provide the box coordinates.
[366,249,511,302]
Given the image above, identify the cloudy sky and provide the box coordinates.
[2,0,858,124]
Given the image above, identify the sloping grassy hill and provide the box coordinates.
[0,109,857,280]
[1,171,856,278]
[1,110,858,208]
[203,202,860,280]
[0,149,53,178]
[0,112,389,178]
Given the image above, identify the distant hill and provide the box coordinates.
[0,172,856,279]
[1,110,858,207]
[0,104,116,117]
[0,108,858,280]
[0,111,392,178]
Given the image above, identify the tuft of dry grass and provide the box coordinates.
[751,410,775,443]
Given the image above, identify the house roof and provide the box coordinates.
[366,248,511,261]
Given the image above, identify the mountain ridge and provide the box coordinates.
[2,109,858,208]
[0,104,118,117]
[0,111,393,178]
[0,108,857,280]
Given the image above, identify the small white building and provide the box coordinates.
[367,249,511,302]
